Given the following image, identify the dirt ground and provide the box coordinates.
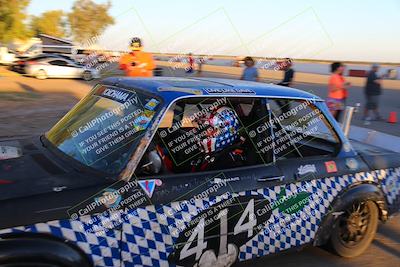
[0,93,77,138]
[0,67,93,138]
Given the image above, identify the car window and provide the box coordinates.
[49,60,68,66]
[32,55,48,60]
[46,85,162,174]
[267,98,340,160]
[66,61,78,67]
[136,96,273,176]
[25,44,39,53]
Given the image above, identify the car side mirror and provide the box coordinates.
[139,150,162,174]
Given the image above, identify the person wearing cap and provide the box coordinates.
[119,37,155,77]
[363,64,383,123]
[327,62,350,121]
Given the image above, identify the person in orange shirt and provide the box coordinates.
[327,62,350,121]
[119,37,155,77]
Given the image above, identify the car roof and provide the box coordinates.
[101,77,322,103]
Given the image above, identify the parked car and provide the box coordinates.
[0,47,17,65]
[24,57,100,80]
[0,77,399,267]
[10,53,76,74]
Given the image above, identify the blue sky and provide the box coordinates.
[28,0,400,62]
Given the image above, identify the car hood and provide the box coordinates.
[0,137,108,201]
[351,139,400,170]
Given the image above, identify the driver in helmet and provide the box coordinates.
[193,104,246,171]
[119,37,155,77]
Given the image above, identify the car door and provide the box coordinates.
[47,59,78,77]
[119,95,290,267]
[47,59,68,77]
[266,98,369,181]
[65,60,84,78]
[259,98,375,254]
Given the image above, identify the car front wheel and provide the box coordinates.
[330,200,379,258]
[35,69,47,80]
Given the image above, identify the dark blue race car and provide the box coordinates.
[0,77,399,267]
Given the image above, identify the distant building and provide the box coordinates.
[38,34,74,46]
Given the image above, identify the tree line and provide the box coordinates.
[0,0,114,44]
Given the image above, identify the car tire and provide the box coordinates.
[36,69,47,80]
[329,200,378,258]
[82,71,93,81]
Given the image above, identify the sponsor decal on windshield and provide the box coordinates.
[95,87,137,103]
[144,98,160,111]
[132,115,152,131]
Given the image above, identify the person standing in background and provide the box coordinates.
[363,64,383,124]
[197,55,205,76]
[119,37,155,77]
[327,62,350,121]
[276,58,295,113]
[186,53,194,73]
[278,58,295,87]
[241,56,259,82]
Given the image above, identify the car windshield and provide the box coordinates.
[46,85,161,174]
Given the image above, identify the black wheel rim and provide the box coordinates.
[338,202,371,246]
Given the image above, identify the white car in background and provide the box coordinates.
[0,47,17,65]
[24,57,100,80]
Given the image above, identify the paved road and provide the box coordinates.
[236,216,400,267]
[0,66,399,267]
[159,67,400,267]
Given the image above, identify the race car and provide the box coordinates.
[0,77,399,267]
